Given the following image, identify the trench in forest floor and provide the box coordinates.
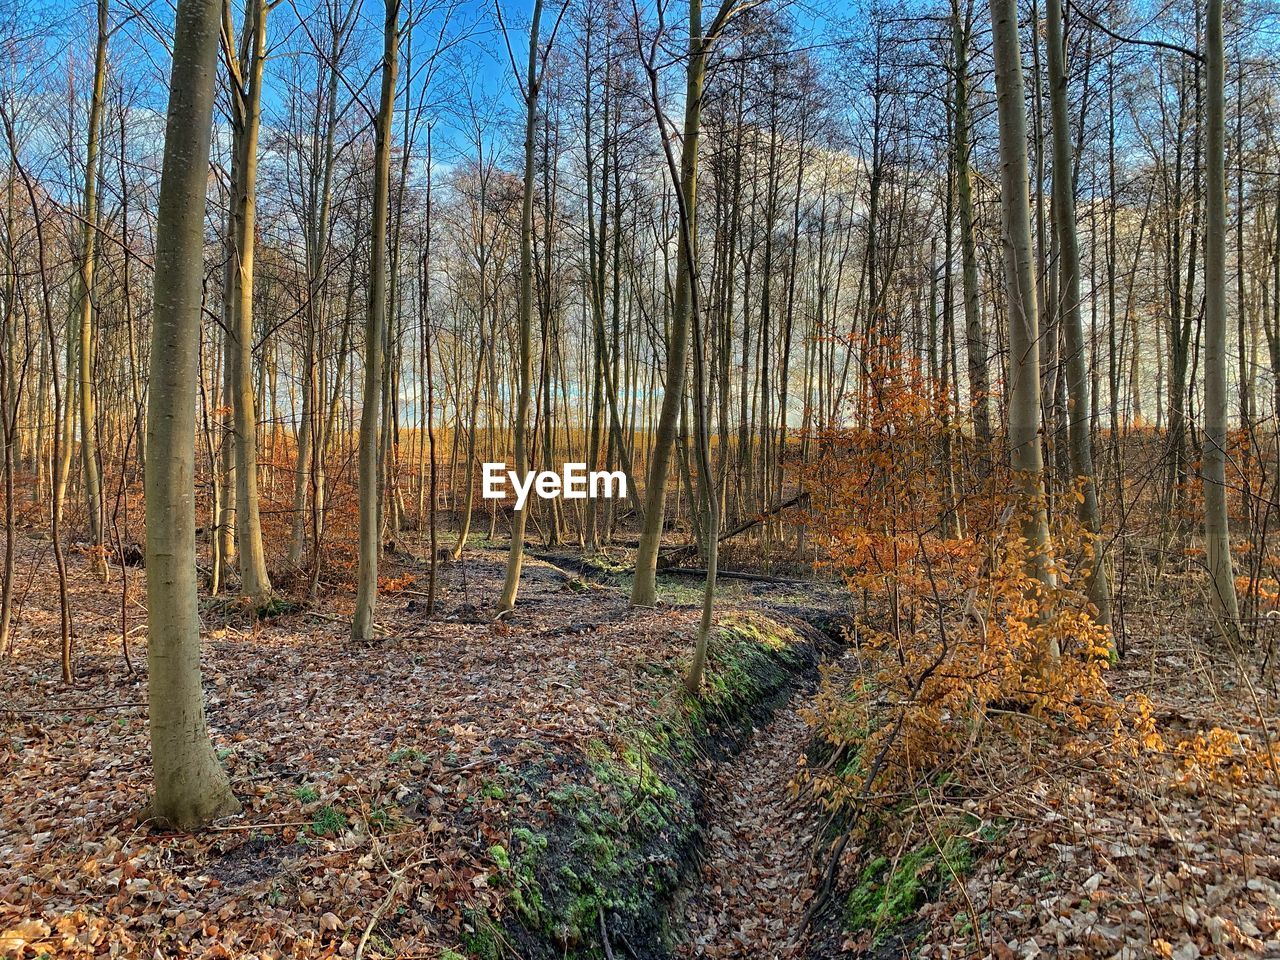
[510,550,852,959]
[667,669,836,960]
[417,546,857,960]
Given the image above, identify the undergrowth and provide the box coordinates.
[796,348,1181,946]
[475,611,814,959]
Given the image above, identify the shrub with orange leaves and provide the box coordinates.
[1235,575,1280,611]
[379,573,417,593]
[799,338,980,613]
[798,522,1133,816]
[1173,727,1280,788]
[795,342,1155,821]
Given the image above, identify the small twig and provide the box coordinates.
[598,904,616,960]
[4,701,147,717]
[355,872,405,960]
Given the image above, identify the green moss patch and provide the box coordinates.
[845,816,989,947]
[484,611,818,960]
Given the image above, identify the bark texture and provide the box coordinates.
[352,0,398,640]
[1045,0,1112,627]
[989,0,1059,659]
[1203,0,1241,624]
[144,0,238,830]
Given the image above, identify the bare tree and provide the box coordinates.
[1046,0,1111,626]
[630,0,743,610]
[1202,0,1240,625]
[145,0,239,829]
[990,0,1058,660]
[352,0,400,641]
[498,0,565,615]
[222,0,274,605]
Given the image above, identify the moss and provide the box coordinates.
[489,844,512,873]
[844,822,979,944]
[503,723,692,952]
[500,610,814,958]
[564,893,601,944]
[256,596,301,620]
[511,882,546,928]
[547,783,594,808]
[578,553,629,575]
[460,910,501,960]
[571,829,616,868]
[710,616,803,690]
[513,827,547,851]
[492,834,547,927]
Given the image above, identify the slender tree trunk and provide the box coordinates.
[632,0,735,607]
[952,0,991,444]
[0,167,16,655]
[1046,0,1111,627]
[352,0,398,640]
[211,329,235,594]
[423,128,439,613]
[1203,0,1241,625]
[76,0,110,582]
[224,0,272,604]
[55,327,74,536]
[990,0,1059,659]
[4,107,73,679]
[144,0,239,829]
[499,0,546,615]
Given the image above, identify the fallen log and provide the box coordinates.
[660,567,804,585]
[657,492,810,568]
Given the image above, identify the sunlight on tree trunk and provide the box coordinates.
[951,0,991,446]
[989,0,1059,662]
[499,0,547,616]
[632,0,738,610]
[1045,0,1112,629]
[1203,0,1240,627]
[76,0,110,583]
[144,0,238,830]
[224,0,273,606]
[352,0,399,642]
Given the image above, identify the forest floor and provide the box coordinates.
[853,616,1280,960]
[670,675,828,959]
[0,532,847,959]
[3,530,1280,960]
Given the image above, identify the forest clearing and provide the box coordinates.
[3,0,1280,954]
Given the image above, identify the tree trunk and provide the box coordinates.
[632,0,733,607]
[76,0,110,582]
[224,0,272,604]
[989,0,1059,658]
[144,0,239,830]
[1045,0,1112,627]
[499,0,545,615]
[952,0,991,445]
[352,0,398,641]
[1203,0,1241,625]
